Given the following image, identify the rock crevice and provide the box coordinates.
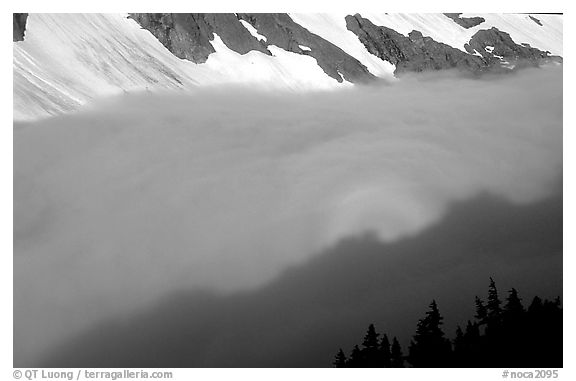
[13,13,28,42]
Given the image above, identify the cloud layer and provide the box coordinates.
[14,67,562,364]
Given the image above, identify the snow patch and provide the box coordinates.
[239,19,267,42]
[204,34,344,90]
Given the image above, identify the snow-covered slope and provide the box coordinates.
[13,13,343,121]
[13,13,562,121]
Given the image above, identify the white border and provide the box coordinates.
[3,2,572,380]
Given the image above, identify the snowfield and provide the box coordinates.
[13,14,344,121]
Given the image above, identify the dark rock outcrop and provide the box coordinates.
[130,14,215,63]
[529,15,543,26]
[13,13,28,42]
[237,13,375,83]
[444,13,485,29]
[130,13,269,64]
[347,14,561,75]
[131,13,375,84]
[204,14,270,56]
[464,27,562,68]
[346,14,487,75]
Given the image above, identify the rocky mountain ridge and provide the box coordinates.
[129,12,561,80]
[130,13,376,83]
[13,13,563,120]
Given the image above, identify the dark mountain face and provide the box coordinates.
[346,14,486,75]
[346,14,560,76]
[464,27,562,68]
[38,191,562,367]
[13,13,28,42]
[131,13,376,84]
[444,13,486,29]
[129,13,270,63]
[128,13,560,80]
[236,13,375,83]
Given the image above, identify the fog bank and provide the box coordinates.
[14,67,562,364]
[40,192,563,367]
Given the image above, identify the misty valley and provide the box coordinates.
[13,66,562,367]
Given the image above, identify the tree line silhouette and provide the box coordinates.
[333,278,562,368]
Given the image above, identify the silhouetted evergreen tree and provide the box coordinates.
[474,296,487,327]
[486,278,502,326]
[408,300,452,367]
[390,337,404,367]
[379,334,391,367]
[333,280,562,368]
[454,325,464,341]
[484,278,504,366]
[462,320,483,367]
[504,288,524,318]
[333,348,347,368]
[500,287,527,367]
[528,295,543,314]
[361,324,381,366]
[464,320,480,340]
[452,325,465,366]
[348,345,362,368]
[525,296,562,367]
